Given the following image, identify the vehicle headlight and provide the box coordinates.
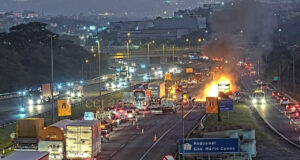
[252,99,257,104]
[71,93,75,97]
[28,99,33,105]
[37,99,41,104]
[66,91,70,95]
[77,92,82,97]
[128,114,133,118]
[20,107,25,112]
[261,98,266,103]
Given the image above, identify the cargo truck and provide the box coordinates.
[42,83,59,102]
[13,118,44,150]
[122,92,134,107]
[148,82,165,104]
[66,120,101,159]
[38,119,73,160]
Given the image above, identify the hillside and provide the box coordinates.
[0,22,92,92]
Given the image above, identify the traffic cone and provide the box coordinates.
[153,134,157,142]
[141,128,144,135]
[136,124,139,130]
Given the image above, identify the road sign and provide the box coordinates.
[164,72,172,81]
[178,138,239,154]
[84,112,95,120]
[273,76,279,81]
[218,99,234,112]
[57,99,71,116]
[206,97,218,113]
[162,154,175,160]
[186,68,194,73]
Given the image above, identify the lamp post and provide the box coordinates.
[172,45,175,65]
[147,42,150,63]
[162,44,165,57]
[48,34,58,123]
[97,40,103,108]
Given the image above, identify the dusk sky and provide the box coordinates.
[0,0,199,17]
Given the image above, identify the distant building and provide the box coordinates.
[111,15,206,42]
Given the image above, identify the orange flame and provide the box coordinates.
[197,75,235,101]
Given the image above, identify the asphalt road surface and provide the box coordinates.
[241,74,300,146]
[98,84,205,160]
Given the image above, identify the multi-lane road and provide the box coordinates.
[98,84,205,160]
[241,74,300,147]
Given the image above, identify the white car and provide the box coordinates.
[280,98,289,105]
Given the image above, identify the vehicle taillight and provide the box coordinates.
[143,107,147,110]
[296,112,299,117]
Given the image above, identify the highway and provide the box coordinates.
[98,84,205,160]
[241,74,300,146]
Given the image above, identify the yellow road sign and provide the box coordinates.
[186,68,193,73]
[164,72,172,81]
[57,99,71,116]
[205,97,218,113]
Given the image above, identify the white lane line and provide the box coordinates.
[139,104,197,160]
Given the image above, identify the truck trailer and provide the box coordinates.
[38,119,74,160]
[66,120,101,159]
[148,82,165,104]
[13,118,44,150]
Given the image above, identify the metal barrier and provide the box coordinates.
[0,92,20,101]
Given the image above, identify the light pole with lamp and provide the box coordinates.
[48,34,58,123]
[97,40,103,109]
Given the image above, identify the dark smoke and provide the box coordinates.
[203,0,277,60]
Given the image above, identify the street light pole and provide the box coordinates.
[147,43,150,63]
[97,41,103,108]
[50,36,54,123]
[293,54,296,93]
[172,45,175,65]
[182,103,185,160]
[162,44,165,57]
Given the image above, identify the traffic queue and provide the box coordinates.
[10,74,200,160]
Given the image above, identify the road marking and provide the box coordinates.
[139,104,197,160]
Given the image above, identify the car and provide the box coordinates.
[271,91,281,98]
[290,108,300,120]
[280,97,289,105]
[276,95,284,102]
[286,103,300,113]
[126,109,136,119]
[19,105,26,114]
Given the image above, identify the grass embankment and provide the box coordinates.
[191,104,268,145]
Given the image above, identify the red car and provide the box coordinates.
[286,103,300,113]
[290,108,300,119]
[276,95,284,102]
[272,91,281,98]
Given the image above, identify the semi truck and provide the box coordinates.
[13,118,44,150]
[38,119,73,160]
[148,82,165,104]
[122,92,134,107]
[27,86,43,105]
[66,120,101,159]
[42,83,59,102]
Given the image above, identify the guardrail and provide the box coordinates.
[0,92,20,101]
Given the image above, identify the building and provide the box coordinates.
[111,15,206,42]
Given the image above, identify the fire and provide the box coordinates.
[199,75,233,101]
